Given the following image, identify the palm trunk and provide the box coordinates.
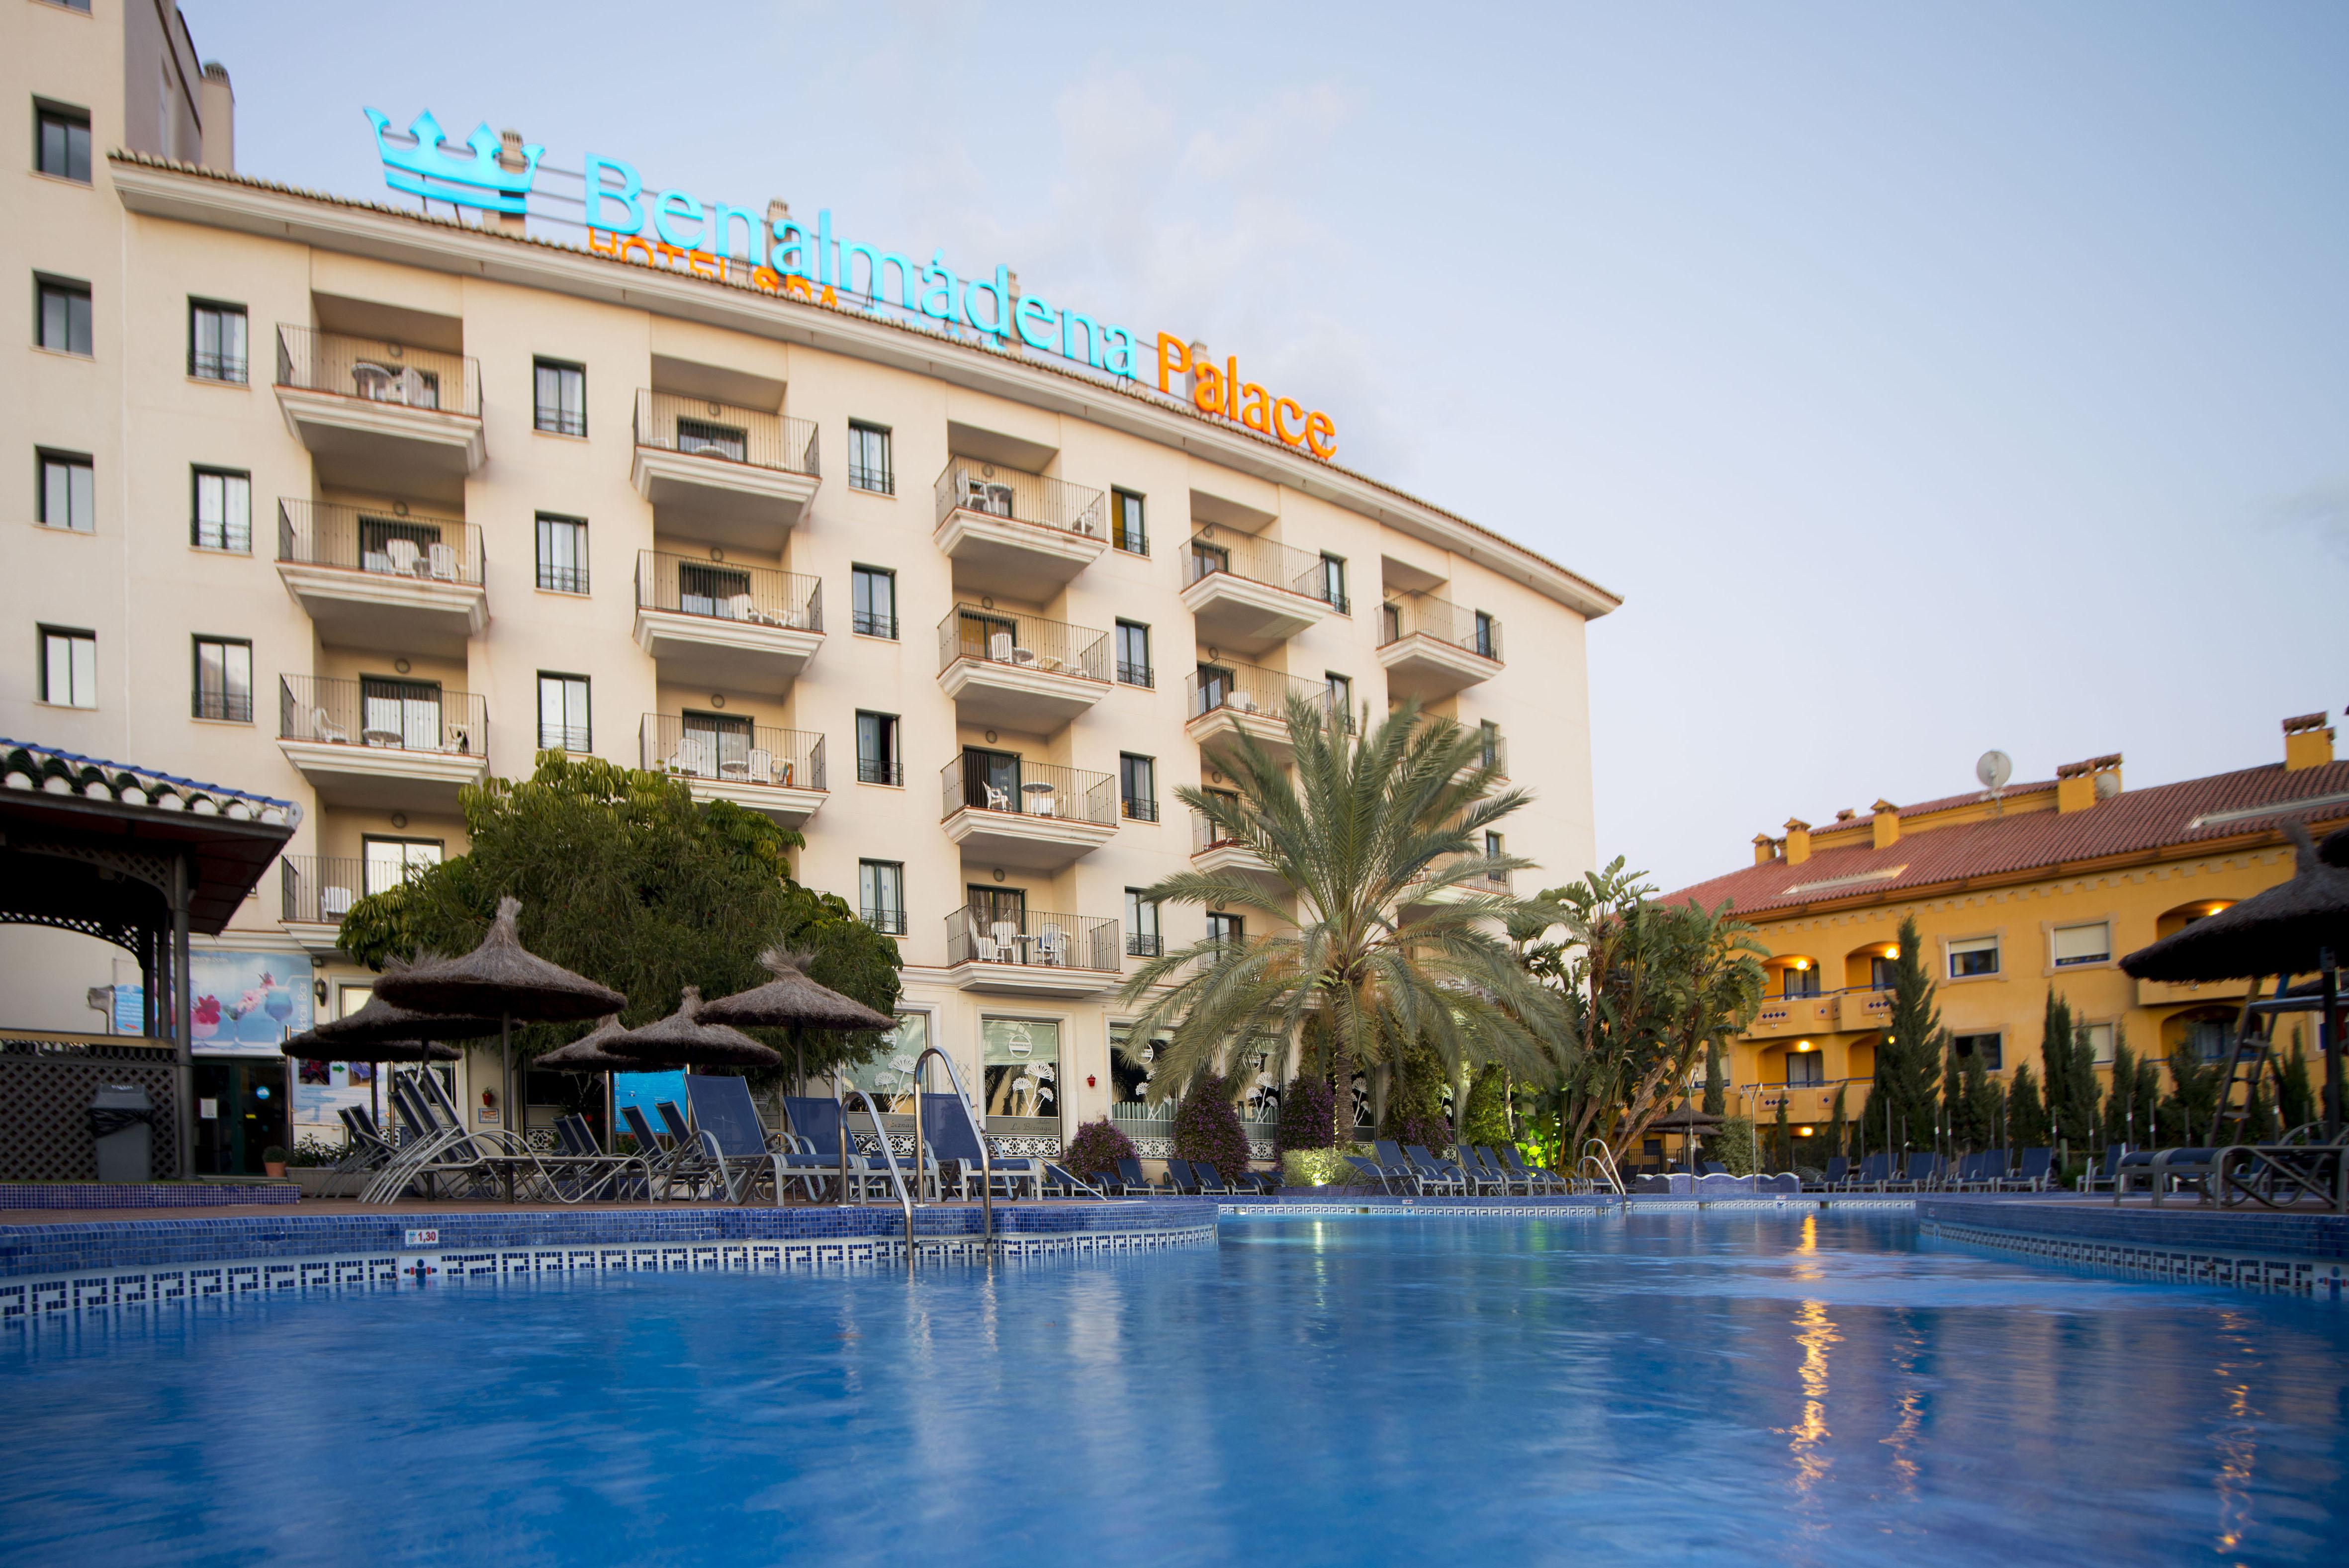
[1450,1059,1471,1156]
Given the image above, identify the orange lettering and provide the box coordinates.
[1224,355,1239,418]
[1240,383,1271,434]
[1156,332,1190,395]
[619,236,653,266]
[1192,362,1225,414]
[752,266,782,294]
[587,228,619,257]
[1273,398,1306,445]
[1304,411,1336,459]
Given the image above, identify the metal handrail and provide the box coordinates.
[839,1088,916,1267]
[1580,1138,1626,1195]
[910,1045,993,1255]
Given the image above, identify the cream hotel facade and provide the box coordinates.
[0,2,1616,1164]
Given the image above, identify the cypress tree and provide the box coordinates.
[2066,1018,2103,1152]
[2104,1037,2138,1146]
[2244,1075,2278,1143]
[1828,1082,1848,1164]
[1940,1039,1963,1154]
[2163,1045,2221,1146]
[2132,1051,2163,1147]
[1866,915,1942,1155]
[2038,990,2075,1145]
[1772,1095,1791,1171]
[1955,1048,1988,1150]
[2279,1028,2316,1132]
[2009,1062,2050,1147]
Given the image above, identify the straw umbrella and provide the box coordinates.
[370,895,626,1135]
[698,946,895,1090]
[281,1037,459,1064]
[536,1016,661,1148]
[2121,822,2349,1135]
[285,994,497,1131]
[603,987,783,1070]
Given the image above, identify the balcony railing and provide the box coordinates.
[633,389,819,478]
[280,856,364,927]
[1192,812,1252,855]
[936,605,1109,682]
[274,325,480,418]
[945,905,1120,971]
[1379,594,1501,661]
[278,674,486,755]
[1476,731,1509,778]
[1186,661,1355,731]
[1126,932,1163,957]
[1184,530,1344,610]
[939,755,1116,827]
[640,715,825,790]
[277,500,484,586]
[635,550,821,631]
[933,459,1106,540]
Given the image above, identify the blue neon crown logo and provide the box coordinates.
[364,108,542,215]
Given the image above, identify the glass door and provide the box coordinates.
[678,561,751,618]
[361,677,443,750]
[675,416,747,460]
[960,747,1021,812]
[1196,663,1235,716]
[684,710,752,776]
[957,609,1020,663]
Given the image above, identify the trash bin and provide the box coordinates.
[89,1083,154,1183]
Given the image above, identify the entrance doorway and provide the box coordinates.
[194,1058,288,1175]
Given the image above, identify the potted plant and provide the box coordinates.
[262,1144,287,1179]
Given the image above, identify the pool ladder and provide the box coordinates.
[1579,1139,1626,1195]
[839,1049,999,1269]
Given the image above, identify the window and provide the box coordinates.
[981,1018,1060,1122]
[535,514,588,594]
[2051,921,2111,968]
[1111,488,1147,554]
[190,636,251,722]
[851,565,897,638]
[2080,1022,2115,1066]
[191,467,249,552]
[847,421,893,494]
[362,837,443,898]
[36,276,91,355]
[35,103,91,182]
[1125,889,1162,957]
[537,673,591,752]
[1951,1033,2004,1071]
[2186,1015,2234,1063]
[1483,830,1507,885]
[1473,610,1497,660]
[860,860,907,935]
[1119,754,1157,823]
[1207,912,1244,958]
[1115,620,1151,687]
[1319,552,1348,611]
[1785,1051,1824,1086]
[37,450,92,531]
[677,560,750,618]
[676,710,749,777]
[39,626,95,707]
[1947,935,2000,979]
[1325,672,1352,723]
[533,358,585,436]
[362,677,444,749]
[1781,964,1820,998]
[187,300,246,383]
[676,416,745,460]
[1870,954,1899,990]
[855,710,902,784]
[1479,720,1503,771]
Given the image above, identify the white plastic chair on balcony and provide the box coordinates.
[745,747,775,784]
[968,917,1005,963]
[669,735,715,778]
[396,366,437,409]
[982,784,1012,813]
[988,631,1013,663]
[991,920,1021,961]
[1229,690,1258,714]
[384,538,423,577]
[320,885,355,920]
[721,593,753,622]
[1035,925,1067,967]
[426,541,458,582]
[308,706,350,744]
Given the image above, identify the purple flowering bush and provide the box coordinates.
[1064,1118,1137,1180]
[1275,1073,1336,1153]
[1173,1072,1253,1185]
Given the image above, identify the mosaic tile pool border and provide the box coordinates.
[1921,1217,2349,1301]
[0,1182,298,1210]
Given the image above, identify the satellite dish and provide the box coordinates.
[1976,750,2012,792]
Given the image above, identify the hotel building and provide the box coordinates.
[0,3,1617,1170]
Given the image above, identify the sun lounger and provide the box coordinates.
[2000,1146,2055,1192]
[1160,1158,1200,1195]
[1813,1156,1848,1193]
[1189,1161,1232,1196]
[2080,1143,2128,1194]
[1341,1154,1391,1191]
[1498,1144,1567,1194]
[684,1076,786,1205]
[1404,1145,1470,1195]
[1110,1156,1152,1196]
[914,1090,1043,1200]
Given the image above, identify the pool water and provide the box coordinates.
[1,1212,2345,1565]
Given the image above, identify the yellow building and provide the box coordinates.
[1661,715,2348,1150]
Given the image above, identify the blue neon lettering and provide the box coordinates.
[582,154,643,235]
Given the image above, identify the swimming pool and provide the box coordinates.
[2,1211,2344,1564]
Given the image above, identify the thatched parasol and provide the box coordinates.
[605,986,783,1069]
[371,896,627,1134]
[293,994,500,1048]
[535,1015,648,1072]
[697,947,892,1090]
[280,1037,458,1064]
[1644,1106,1725,1131]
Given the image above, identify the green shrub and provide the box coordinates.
[1710,1119,1755,1175]
[1282,1143,1368,1188]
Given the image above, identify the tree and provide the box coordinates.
[1954,1048,1990,1151]
[2008,1063,2050,1147]
[2104,1035,2140,1147]
[2038,992,2101,1151]
[1770,1096,1791,1171]
[2277,1025,2316,1133]
[1173,1072,1251,1185]
[1462,1065,1514,1148]
[1118,695,1564,1149]
[1275,1073,1337,1154]
[1827,1082,1848,1164]
[2163,1045,2223,1146]
[339,754,901,1073]
[1940,1040,1963,1154]
[1860,916,1940,1155]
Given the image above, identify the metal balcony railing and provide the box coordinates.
[640,714,825,790]
[632,389,819,478]
[1379,593,1502,662]
[1191,811,1255,855]
[278,674,486,756]
[944,905,1120,971]
[940,755,1115,827]
[1186,661,1355,732]
[635,550,821,631]
[936,605,1109,682]
[1477,730,1509,778]
[280,856,365,926]
[274,325,480,418]
[862,904,909,936]
[1183,529,1345,610]
[933,459,1106,540]
[277,499,484,587]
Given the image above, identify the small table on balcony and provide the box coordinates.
[1020,781,1057,818]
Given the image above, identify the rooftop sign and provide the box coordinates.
[365,108,1338,460]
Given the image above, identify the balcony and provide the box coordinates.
[1185,661,1352,762]
[1191,811,1283,888]
[2136,975,2253,1008]
[278,855,361,956]
[275,500,485,658]
[1181,530,1341,653]
[939,756,1116,871]
[932,459,1107,598]
[1837,987,1893,1032]
[640,714,826,828]
[276,675,487,811]
[632,389,821,547]
[1748,992,1843,1041]
[944,904,1121,996]
[1376,594,1501,699]
[272,326,483,503]
[632,550,823,695]
[935,606,1110,731]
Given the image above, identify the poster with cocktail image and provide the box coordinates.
[185,950,312,1057]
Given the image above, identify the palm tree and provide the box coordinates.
[1117,694,1565,1149]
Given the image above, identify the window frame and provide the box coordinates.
[190,634,253,723]
[847,420,895,495]
[1125,888,1162,957]
[1473,610,1497,659]
[1784,1050,1826,1087]
[1206,911,1244,958]
[36,448,94,532]
[532,357,587,437]
[361,835,445,898]
[35,274,92,356]
[1483,829,1507,885]
[1946,934,2001,980]
[855,710,903,785]
[1319,551,1349,612]
[2050,920,2112,969]
[1114,620,1152,688]
[1118,753,1158,823]
[534,513,589,595]
[535,671,592,753]
[850,564,898,639]
[34,101,92,183]
[1110,487,1148,555]
[186,298,248,384]
[1951,1032,2005,1072]
[190,465,250,553]
[39,624,95,708]
[859,859,908,935]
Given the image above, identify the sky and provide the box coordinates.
[185,0,2349,892]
